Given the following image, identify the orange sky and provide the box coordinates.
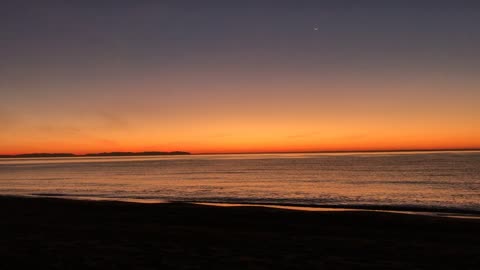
[1,73,479,154]
[1,4,479,154]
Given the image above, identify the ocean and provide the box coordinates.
[1,151,479,213]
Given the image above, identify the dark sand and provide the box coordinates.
[1,196,478,269]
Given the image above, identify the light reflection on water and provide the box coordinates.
[0,151,479,212]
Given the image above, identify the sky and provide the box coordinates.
[1,0,479,154]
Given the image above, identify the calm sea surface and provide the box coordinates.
[0,151,479,212]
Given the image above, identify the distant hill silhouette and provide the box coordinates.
[0,153,76,158]
[84,151,190,157]
[0,151,190,158]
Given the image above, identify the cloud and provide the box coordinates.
[34,125,82,136]
[287,132,367,141]
[96,111,130,131]
[208,133,232,139]
[0,109,17,131]
[287,132,321,139]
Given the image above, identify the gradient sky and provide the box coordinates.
[1,0,479,154]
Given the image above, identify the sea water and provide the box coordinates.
[0,151,479,212]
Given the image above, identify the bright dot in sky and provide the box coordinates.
[314,27,319,31]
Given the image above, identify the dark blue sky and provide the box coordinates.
[2,1,479,85]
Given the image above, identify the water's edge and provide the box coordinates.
[9,194,480,220]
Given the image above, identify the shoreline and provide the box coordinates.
[193,202,480,220]
[1,149,479,159]
[7,194,480,219]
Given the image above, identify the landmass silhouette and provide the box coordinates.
[0,151,190,158]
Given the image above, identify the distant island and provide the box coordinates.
[0,151,191,158]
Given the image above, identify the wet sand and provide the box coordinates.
[1,196,479,269]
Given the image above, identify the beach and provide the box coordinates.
[3,2,480,269]
[1,196,478,269]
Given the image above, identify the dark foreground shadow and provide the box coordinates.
[0,196,478,269]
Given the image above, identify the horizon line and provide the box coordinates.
[1,148,480,157]
[195,148,480,155]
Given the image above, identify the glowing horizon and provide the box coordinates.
[1,2,479,155]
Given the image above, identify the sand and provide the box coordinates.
[0,196,478,269]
